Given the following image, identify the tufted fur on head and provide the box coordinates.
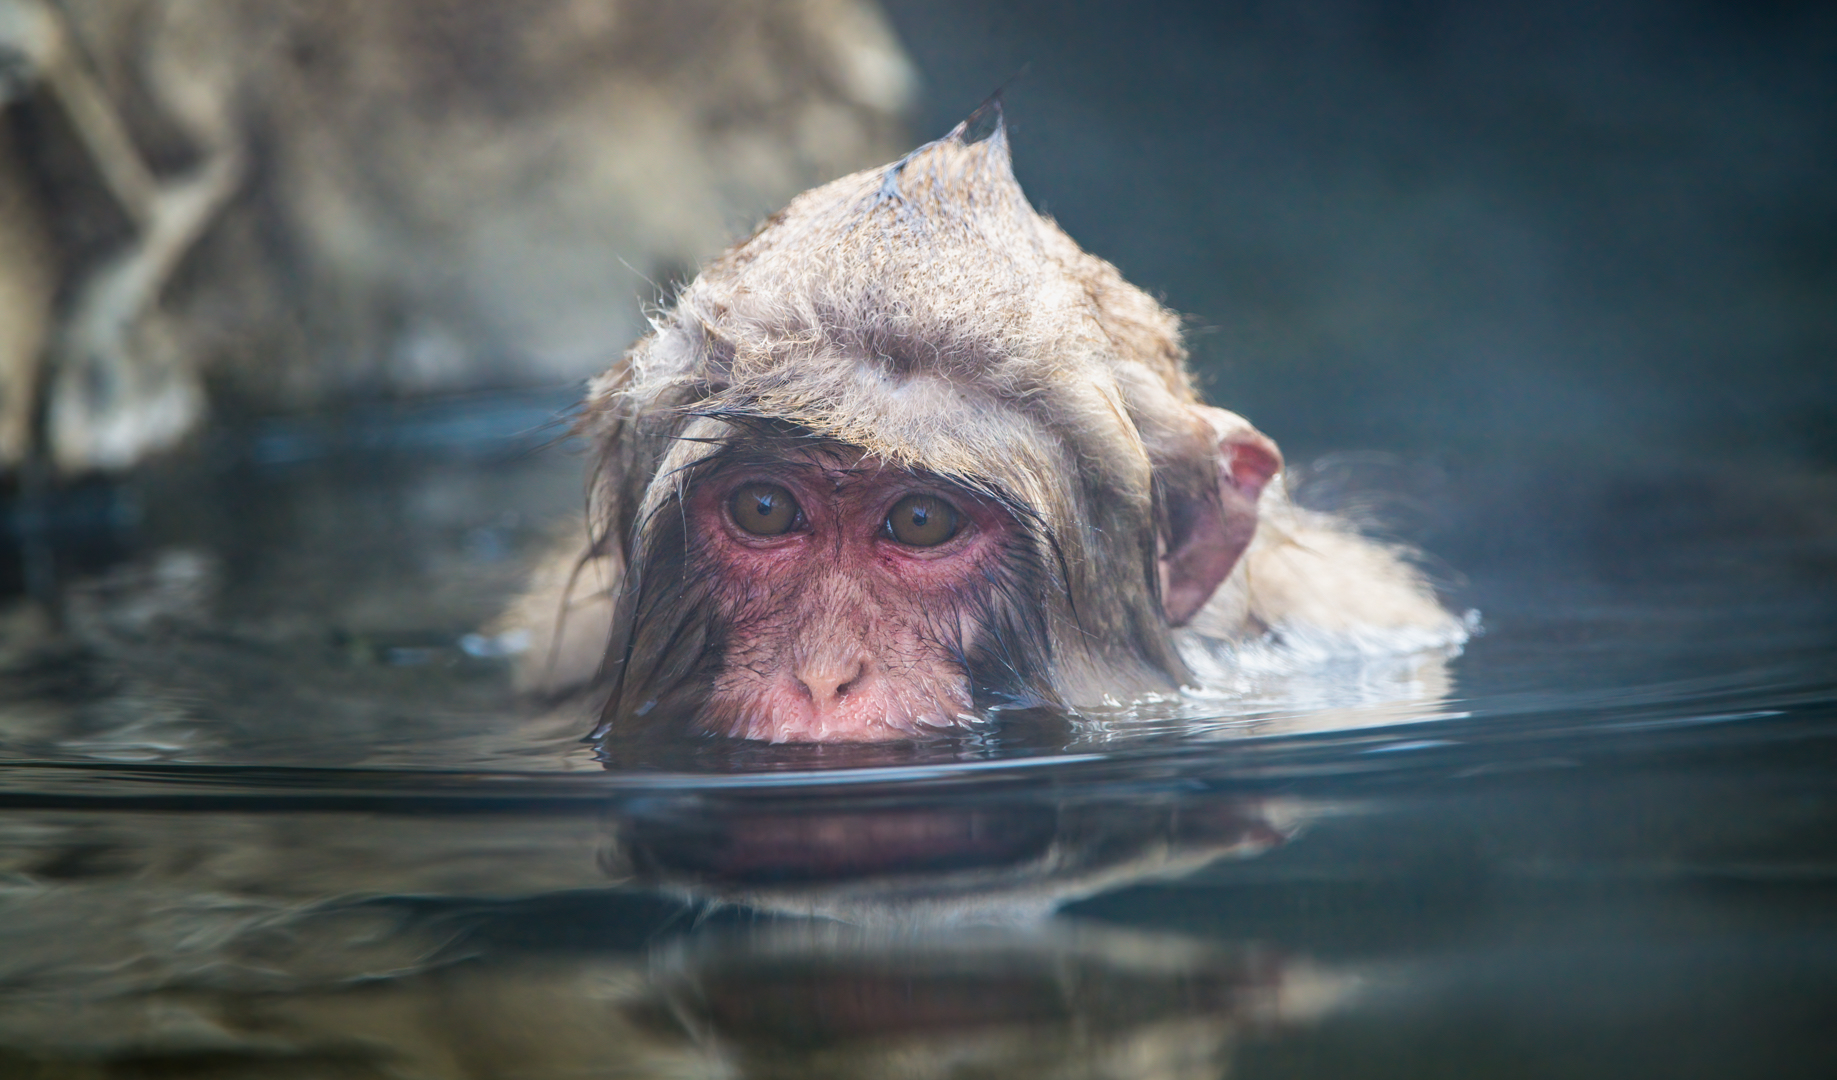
[520,111,1465,738]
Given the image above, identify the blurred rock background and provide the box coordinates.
[0,0,916,473]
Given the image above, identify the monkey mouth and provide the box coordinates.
[705,678,980,744]
[718,705,979,745]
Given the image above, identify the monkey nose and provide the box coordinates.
[793,654,869,710]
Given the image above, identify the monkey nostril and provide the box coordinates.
[794,656,869,707]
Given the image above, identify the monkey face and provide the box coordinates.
[679,444,1029,743]
[575,123,1321,748]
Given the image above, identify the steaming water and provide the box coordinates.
[1,392,1832,1077]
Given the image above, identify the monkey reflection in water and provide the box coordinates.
[0,790,1348,1076]
[507,113,1469,745]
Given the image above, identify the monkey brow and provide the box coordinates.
[662,414,965,487]
[660,412,1064,574]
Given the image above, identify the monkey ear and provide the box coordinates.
[1157,408,1283,627]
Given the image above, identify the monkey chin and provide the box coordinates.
[707,678,978,745]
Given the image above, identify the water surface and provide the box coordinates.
[1,393,1832,1077]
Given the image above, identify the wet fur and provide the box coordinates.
[510,116,1469,734]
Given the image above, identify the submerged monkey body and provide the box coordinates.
[512,118,1467,744]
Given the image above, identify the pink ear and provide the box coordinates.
[1159,413,1282,626]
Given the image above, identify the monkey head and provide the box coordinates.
[581,116,1282,744]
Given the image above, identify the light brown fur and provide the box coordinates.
[512,118,1468,733]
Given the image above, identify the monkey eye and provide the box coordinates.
[887,494,959,547]
[729,483,799,536]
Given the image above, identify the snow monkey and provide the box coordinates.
[508,115,1468,745]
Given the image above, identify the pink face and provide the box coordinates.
[683,448,1021,743]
